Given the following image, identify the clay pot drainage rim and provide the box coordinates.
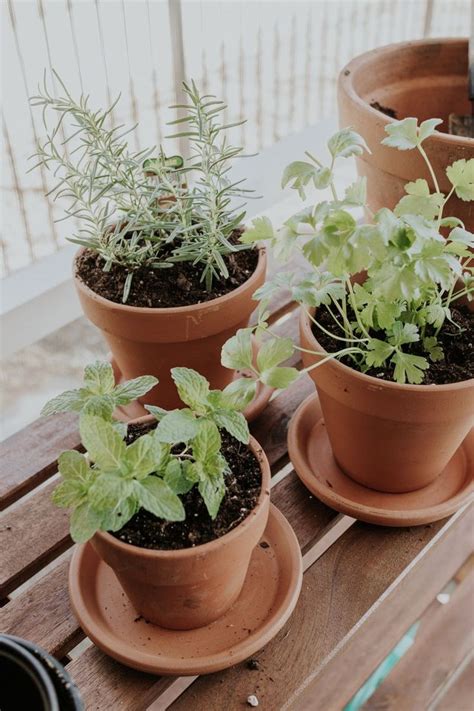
[288,392,474,528]
[68,504,303,675]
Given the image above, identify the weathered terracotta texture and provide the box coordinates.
[90,437,271,630]
[338,38,473,230]
[74,247,266,410]
[300,308,474,493]
[69,504,302,674]
[288,392,474,526]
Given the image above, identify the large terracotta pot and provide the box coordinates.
[338,38,473,230]
[90,436,271,630]
[74,247,266,410]
[300,308,474,493]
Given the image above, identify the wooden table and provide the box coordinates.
[1,277,473,711]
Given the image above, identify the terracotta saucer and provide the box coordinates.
[110,337,273,423]
[288,392,474,527]
[68,504,303,675]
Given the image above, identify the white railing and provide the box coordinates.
[1,0,470,279]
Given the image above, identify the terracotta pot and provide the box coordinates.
[74,246,266,410]
[90,436,271,630]
[299,308,474,493]
[338,38,473,230]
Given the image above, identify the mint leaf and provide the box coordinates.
[135,477,185,521]
[328,128,369,158]
[53,450,93,508]
[446,159,474,201]
[193,420,221,462]
[240,216,274,244]
[79,415,126,471]
[214,409,250,444]
[198,475,226,519]
[41,388,88,416]
[84,361,115,395]
[113,375,158,405]
[257,337,294,371]
[171,367,210,412]
[57,449,91,480]
[100,497,138,532]
[260,366,299,389]
[145,404,168,421]
[125,434,157,479]
[221,328,254,371]
[70,503,103,543]
[82,395,115,420]
[88,474,132,512]
[163,459,194,495]
[155,409,200,443]
[221,377,257,410]
[391,351,428,384]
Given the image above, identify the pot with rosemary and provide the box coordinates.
[226,119,474,493]
[31,77,265,409]
[43,361,270,630]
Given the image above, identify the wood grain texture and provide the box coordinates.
[0,550,81,658]
[0,412,80,509]
[362,561,474,710]
[434,655,474,711]
[288,505,474,711]
[169,507,474,711]
[0,479,72,597]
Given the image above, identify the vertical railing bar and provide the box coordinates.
[66,0,84,92]
[423,0,434,36]
[238,34,246,147]
[201,47,209,95]
[167,0,187,158]
[288,12,297,134]
[94,0,116,127]
[219,41,228,124]
[256,26,263,150]
[2,113,35,263]
[1,235,10,276]
[120,0,140,152]
[272,21,280,143]
[145,0,163,146]
[318,3,328,116]
[7,0,59,249]
[303,8,312,127]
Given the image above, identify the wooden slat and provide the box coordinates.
[0,412,79,509]
[0,549,81,659]
[434,656,474,711]
[0,479,71,597]
[170,506,473,711]
[362,562,474,710]
[288,505,474,711]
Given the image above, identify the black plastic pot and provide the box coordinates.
[0,634,83,711]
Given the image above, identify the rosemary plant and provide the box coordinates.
[30,74,252,301]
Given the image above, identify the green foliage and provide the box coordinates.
[30,75,253,301]
[238,117,473,385]
[41,360,157,428]
[47,364,254,542]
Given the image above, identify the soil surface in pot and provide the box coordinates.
[370,100,397,119]
[112,423,262,550]
[76,230,258,308]
[312,304,474,385]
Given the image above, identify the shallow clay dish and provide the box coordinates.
[68,505,302,675]
[110,336,273,423]
[288,393,474,527]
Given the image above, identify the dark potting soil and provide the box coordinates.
[312,304,474,385]
[370,100,397,119]
[75,229,259,308]
[113,422,262,550]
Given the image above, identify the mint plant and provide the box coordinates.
[48,365,251,543]
[30,75,253,301]
[236,120,473,385]
[41,360,157,426]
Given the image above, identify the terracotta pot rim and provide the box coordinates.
[301,307,474,392]
[73,244,266,314]
[94,434,270,559]
[339,37,472,148]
